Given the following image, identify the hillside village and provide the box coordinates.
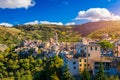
[1,24,120,79]
[1,23,120,80]
[13,32,120,77]
[0,25,120,80]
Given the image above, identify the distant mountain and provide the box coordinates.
[72,20,120,37]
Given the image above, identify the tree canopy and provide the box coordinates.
[98,40,114,49]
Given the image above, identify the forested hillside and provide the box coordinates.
[88,25,120,39]
[0,24,81,46]
[0,26,24,46]
[16,24,81,42]
[2,20,120,46]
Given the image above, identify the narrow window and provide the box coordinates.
[73,66,76,69]
[91,47,93,50]
[88,54,90,57]
[73,62,76,64]
[80,59,81,62]
[84,59,86,62]
[95,47,97,50]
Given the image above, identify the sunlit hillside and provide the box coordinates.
[88,25,120,39]
[72,20,120,36]
[0,26,24,46]
[0,25,81,46]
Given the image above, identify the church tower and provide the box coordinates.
[54,32,58,43]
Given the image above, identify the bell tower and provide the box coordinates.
[54,32,58,43]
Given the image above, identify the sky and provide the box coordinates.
[0,0,120,26]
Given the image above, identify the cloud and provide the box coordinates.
[40,21,63,25]
[75,8,120,22]
[24,20,64,25]
[0,22,13,27]
[24,20,39,25]
[0,0,35,9]
[65,22,75,25]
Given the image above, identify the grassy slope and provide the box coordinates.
[0,26,24,46]
[0,24,81,46]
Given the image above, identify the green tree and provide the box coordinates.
[14,71,20,80]
[33,56,64,80]
[0,73,3,80]
[98,40,113,50]
[61,66,74,80]
[109,75,119,80]
[94,62,108,80]
[81,69,90,80]
[16,75,32,80]
[8,72,14,77]
[50,74,59,80]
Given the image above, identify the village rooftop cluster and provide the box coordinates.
[13,33,120,76]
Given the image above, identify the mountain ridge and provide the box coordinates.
[72,20,120,36]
